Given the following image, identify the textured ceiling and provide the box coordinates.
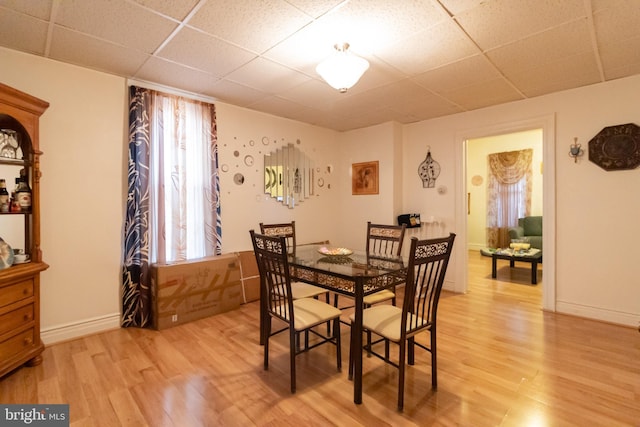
[1,0,639,131]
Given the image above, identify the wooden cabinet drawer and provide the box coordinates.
[0,305,33,337]
[0,329,34,362]
[0,279,33,308]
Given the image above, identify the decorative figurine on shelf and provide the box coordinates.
[0,129,19,159]
[418,146,441,188]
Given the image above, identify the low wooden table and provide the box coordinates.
[491,249,542,285]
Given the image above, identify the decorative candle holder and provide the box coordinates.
[569,137,583,163]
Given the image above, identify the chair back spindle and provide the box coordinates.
[366,222,407,257]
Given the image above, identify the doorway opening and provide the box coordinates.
[467,130,543,294]
[454,115,556,312]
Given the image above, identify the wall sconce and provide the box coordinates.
[569,137,583,163]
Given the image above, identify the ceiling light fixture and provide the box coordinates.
[316,43,370,93]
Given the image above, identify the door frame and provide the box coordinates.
[454,114,556,312]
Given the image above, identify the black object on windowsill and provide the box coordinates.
[397,213,421,228]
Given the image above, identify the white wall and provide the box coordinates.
[334,122,403,251]
[466,129,543,250]
[215,103,341,251]
[0,47,127,340]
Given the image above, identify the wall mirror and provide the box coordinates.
[264,143,314,208]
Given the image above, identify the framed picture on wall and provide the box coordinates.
[352,161,379,195]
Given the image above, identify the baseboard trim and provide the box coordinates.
[556,301,638,328]
[41,313,121,345]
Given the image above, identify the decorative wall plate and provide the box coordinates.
[588,123,640,171]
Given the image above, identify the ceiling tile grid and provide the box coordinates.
[1,0,639,131]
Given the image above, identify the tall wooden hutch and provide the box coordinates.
[0,83,49,377]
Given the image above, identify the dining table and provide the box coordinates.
[285,244,406,404]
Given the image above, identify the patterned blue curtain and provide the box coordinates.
[122,86,221,327]
[122,86,152,327]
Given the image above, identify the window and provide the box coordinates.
[486,149,532,248]
[148,93,221,263]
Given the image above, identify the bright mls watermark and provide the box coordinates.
[0,405,69,426]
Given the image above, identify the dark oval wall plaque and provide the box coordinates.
[588,123,640,171]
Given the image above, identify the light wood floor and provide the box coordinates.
[2,251,639,426]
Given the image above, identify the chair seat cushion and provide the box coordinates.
[291,298,341,331]
[290,281,328,299]
[350,305,429,342]
[363,289,395,306]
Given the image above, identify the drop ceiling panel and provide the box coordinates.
[133,0,200,21]
[437,78,524,111]
[455,0,586,50]
[0,7,49,55]
[374,20,479,75]
[56,0,177,53]
[247,95,316,122]
[278,79,349,107]
[412,55,504,92]
[0,1,52,20]
[224,57,312,94]
[486,20,594,75]
[187,0,312,53]
[206,80,269,107]
[598,37,640,80]
[390,90,463,119]
[284,0,344,18]
[438,0,487,16]
[317,0,447,51]
[135,56,220,95]
[261,20,343,76]
[506,51,601,97]
[158,26,257,77]
[1,0,640,131]
[593,0,640,45]
[49,26,150,76]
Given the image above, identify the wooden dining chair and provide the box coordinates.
[348,233,456,411]
[250,230,342,394]
[260,221,329,301]
[259,222,332,347]
[364,222,407,306]
[334,222,407,309]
